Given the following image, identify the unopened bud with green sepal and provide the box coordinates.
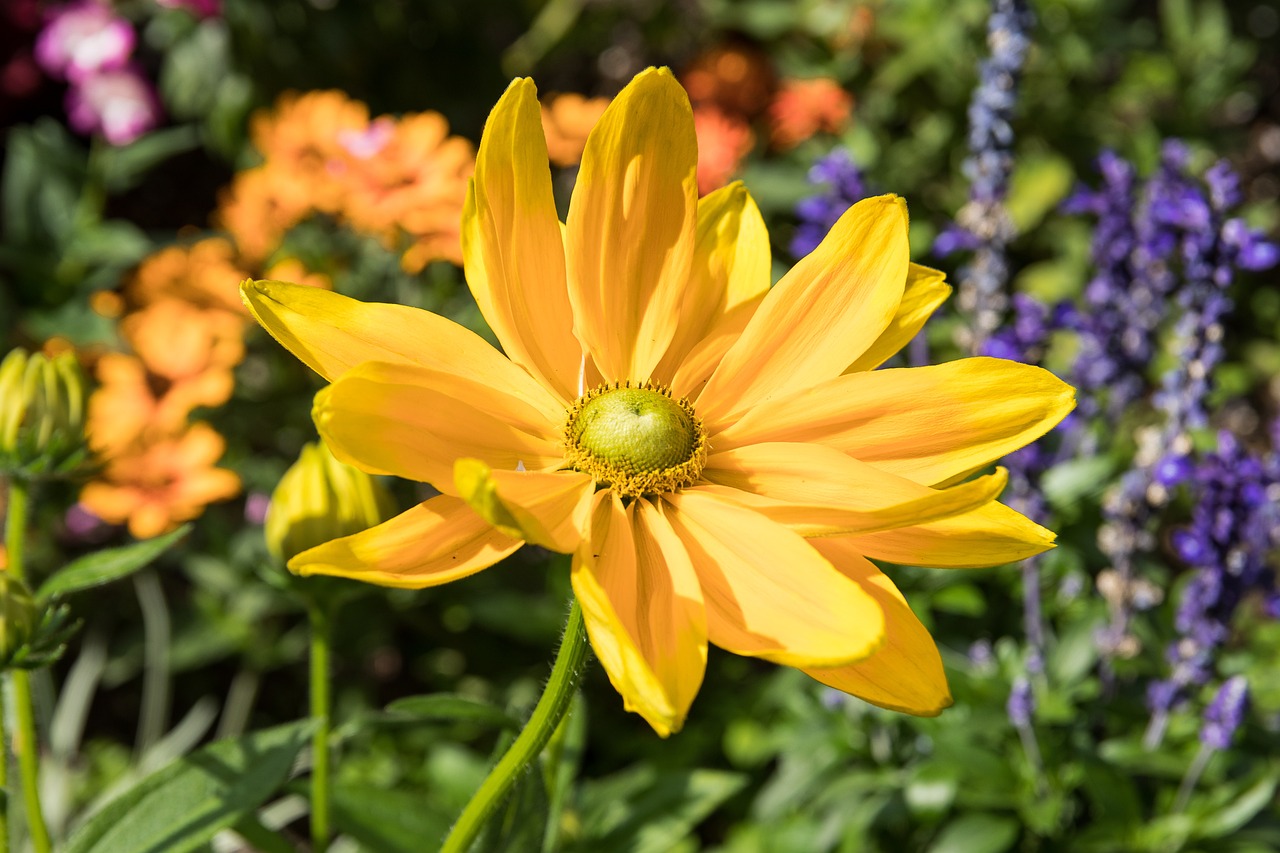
[0,348,92,480]
[266,441,397,565]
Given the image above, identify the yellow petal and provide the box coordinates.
[663,488,884,667]
[289,494,522,589]
[703,442,1009,537]
[463,78,579,402]
[845,263,951,373]
[454,458,593,553]
[696,195,909,431]
[849,500,1056,568]
[572,493,706,736]
[652,182,770,394]
[565,67,698,382]
[803,539,951,716]
[714,357,1076,487]
[314,361,563,491]
[239,280,561,416]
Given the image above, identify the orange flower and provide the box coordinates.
[767,77,853,150]
[681,42,776,119]
[264,258,330,292]
[80,422,241,539]
[693,105,754,195]
[250,90,369,216]
[86,353,231,455]
[127,238,253,315]
[342,111,474,272]
[540,94,611,167]
[120,298,244,382]
[216,166,312,265]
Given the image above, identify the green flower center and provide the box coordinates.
[564,381,706,497]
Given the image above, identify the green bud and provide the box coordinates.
[0,573,38,666]
[265,441,397,565]
[0,348,92,479]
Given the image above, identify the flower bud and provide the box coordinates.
[265,441,396,565]
[0,348,91,479]
[0,572,38,666]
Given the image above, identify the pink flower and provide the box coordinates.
[66,66,161,145]
[155,0,222,18]
[35,1,136,83]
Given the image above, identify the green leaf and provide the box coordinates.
[160,19,231,119]
[905,761,960,821]
[1042,456,1116,515]
[230,814,295,853]
[1096,739,1187,779]
[569,767,747,853]
[384,694,520,730]
[1049,616,1101,687]
[1195,774,1277,840]
[1006,151,1073,234]
[930,583,987,617]
[329,784,451,853]
[64,719,315,853]
[62,220,152,267]
[929,813,1020,853]
[99,126,201,192]
[38,525,191,601]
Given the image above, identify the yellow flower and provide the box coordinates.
[241,68,1074,736]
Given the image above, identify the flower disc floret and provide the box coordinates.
[565,381,706,497]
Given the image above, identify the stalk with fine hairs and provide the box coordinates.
[441,599,589,853]
[4,481,53,853]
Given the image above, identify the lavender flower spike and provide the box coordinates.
[790,148,866,259]
[1200,676,1249,750]
[935,0,1034,353]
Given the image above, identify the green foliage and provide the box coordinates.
[37,525,192,601]
[63,720,314,853]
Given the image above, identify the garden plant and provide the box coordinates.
[1,0,1278,851]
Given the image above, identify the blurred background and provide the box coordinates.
[2,0,1279,850]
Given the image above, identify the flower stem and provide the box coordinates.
[4,481,51,853]
[441,598,588,853]
[1172,742,1213,816]
[307,601,332,853]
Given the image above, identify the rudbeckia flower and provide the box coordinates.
[242,68,1074,736]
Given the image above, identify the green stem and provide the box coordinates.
[441,598,589,853]
[4,481,51,853]
[307,602,332,853]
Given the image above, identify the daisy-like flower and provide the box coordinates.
[242,68,1074,736]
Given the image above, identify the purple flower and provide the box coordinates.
[1200,676,1249,750]
[1007,675,1034,727]
[790,148,866,259]
[66,65,161,145]
[35,1,135,83]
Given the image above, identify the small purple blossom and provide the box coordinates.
[790,148,866,259]
[35,0,135,84]
[66,65,161,145]
[1200,676,1249,750]
[1007,675,1034,727]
